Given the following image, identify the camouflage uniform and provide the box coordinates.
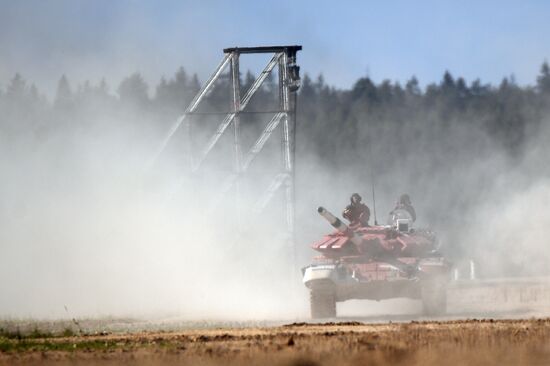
[343,193,370,228]
[391,194,416,222]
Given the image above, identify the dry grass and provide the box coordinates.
[1,318,550,365]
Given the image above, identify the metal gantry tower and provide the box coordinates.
[153,45,302,257]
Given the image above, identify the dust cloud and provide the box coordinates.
[0,88,308,319]
[1,60,550,321]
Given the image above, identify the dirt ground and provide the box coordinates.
[1,318,550,366]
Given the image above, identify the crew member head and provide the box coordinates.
[351,193,362,204]
[399,193,411,205]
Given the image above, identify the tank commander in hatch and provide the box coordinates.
[343,193,371,228]
[390,193,416,222]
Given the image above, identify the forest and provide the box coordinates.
[3,62,550,161]
[2,63,550,269]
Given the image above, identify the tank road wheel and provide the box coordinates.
[421,280,447,316]
[310,289,336,319]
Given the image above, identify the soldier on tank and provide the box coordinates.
[391,193,416,222]
[343,193,371,228]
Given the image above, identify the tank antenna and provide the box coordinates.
[371,175,378,225]
[367,135,378,225]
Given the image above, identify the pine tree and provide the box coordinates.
[405,76,421,95]
[118,72,149,106]
[54,74,72,108]
[536,61,550,95]
[6,73,26,99]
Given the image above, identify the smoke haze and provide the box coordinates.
[2,31,550,319]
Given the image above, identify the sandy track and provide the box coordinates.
[2,318,550,365]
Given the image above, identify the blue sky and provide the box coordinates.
[1,0,550,96]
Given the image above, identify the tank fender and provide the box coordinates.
[302,264,339,288]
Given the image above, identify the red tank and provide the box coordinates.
[302,207,451,318]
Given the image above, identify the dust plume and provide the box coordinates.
[2,56,550,321]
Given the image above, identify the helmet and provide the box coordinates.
[399,194,411,205]
[351,193,362,203]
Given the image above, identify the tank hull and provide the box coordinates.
[303,257,448,302]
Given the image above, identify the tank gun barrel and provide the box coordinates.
[317,207,363,246]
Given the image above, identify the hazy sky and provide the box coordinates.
[1,0,550,96]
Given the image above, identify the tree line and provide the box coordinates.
[3,62,550,263]
[3,63,549,153]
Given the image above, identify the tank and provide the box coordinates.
[302,206,451,318]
